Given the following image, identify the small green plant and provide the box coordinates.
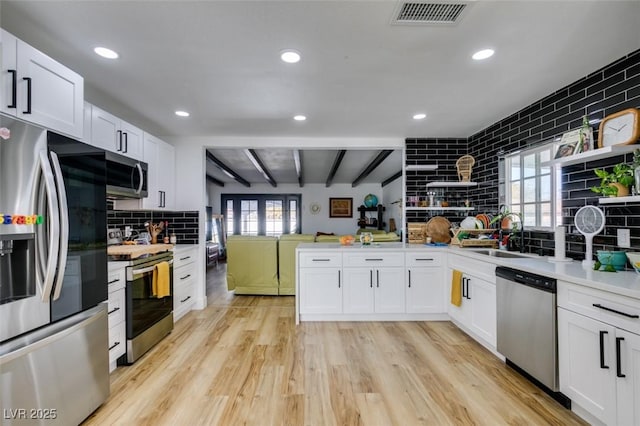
[591,163,635,196]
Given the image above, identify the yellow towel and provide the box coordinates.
[152,261,171,298]
[450,269,462,307]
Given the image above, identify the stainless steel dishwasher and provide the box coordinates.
[496,267,570,408]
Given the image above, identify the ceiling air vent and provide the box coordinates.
[392,2,469,25]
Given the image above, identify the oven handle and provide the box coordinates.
[131,259,174,275]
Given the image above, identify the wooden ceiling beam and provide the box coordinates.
[325,150,346,187]
[206,174,225,187]
[351,150,394,187]
[244,149,277,187]
[293,149,304,187]
[205,150,251,187]
[382,170,402,187]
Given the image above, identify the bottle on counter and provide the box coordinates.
[170,233,177,244]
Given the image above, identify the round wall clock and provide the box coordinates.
[597,108,640,148]
[309,202,321,215]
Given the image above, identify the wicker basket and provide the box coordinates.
[456,155,475,182]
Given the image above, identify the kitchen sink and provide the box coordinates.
[470,249,530,259]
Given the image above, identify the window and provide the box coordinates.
[222,194,301,236]
[503,143,561,229]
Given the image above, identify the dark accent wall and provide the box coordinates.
[107,203,199,245]
[405,138,471,223]
[407,49,640,262]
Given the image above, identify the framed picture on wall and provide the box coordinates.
[554,141,578,159]
[329,198,353,218]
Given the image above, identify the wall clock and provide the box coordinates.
[309,202,321,215]
[597,108,640,148]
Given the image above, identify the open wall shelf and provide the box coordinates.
[543,145,638,167]
[426,182,477,188]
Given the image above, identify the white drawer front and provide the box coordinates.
[558,281,640,334]
[175,281,195,310]
[174,248,198,268]
[107,288,125,329]
[448,253,496,283]
[299,252,342,268]
[343,252,404,268]
[175,262,197,285]
[405,252,444,267]
[107,267,126,292]
[108,322,126,363]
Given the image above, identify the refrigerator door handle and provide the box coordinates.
[49,151,69,301]
[38,151,60,301]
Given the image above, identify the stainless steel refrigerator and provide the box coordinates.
[0,115,110,425]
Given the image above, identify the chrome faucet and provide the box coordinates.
[495,206,525,253]
[502,212,525,253]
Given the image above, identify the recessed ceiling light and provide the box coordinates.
[94,47,119,59]
[293,115,306,121]
[175,110,190,117]
[280,50,301,64]
[472,49,495,61]
[413,113,427,120]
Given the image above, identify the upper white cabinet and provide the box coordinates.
[1,29,84,138]
[90,104,143,160]
[142,132,175,210]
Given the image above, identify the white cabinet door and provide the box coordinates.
[406,266,445,314]
[142,133,160,208]
[157,139,175,209]
[468,276,497,347]
[89,105,142,160]
[120,120,143,160]
[374,267,405,314]
[299,268,342,314]
[617,328,640,426]
[447,268,468,324]
[2,29,84,138]
[1,30,18,116]
[142,133,174,209]
[558,307,617,425]
[91,106,120,152]
[343,268,374,314]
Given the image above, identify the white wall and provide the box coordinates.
[208,181,386,235]
[382,175,403,234]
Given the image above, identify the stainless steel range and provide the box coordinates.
[109,249,174,364]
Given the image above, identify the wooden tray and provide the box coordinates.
[107,244,173,259]
[459,239,498,248]
[450,228,496,246]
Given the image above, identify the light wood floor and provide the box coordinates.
[84,263,586,426]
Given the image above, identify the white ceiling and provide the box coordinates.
[2,0,639,185]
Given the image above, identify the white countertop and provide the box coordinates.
[297,242,640,300]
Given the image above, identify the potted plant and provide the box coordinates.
[591,163,635,197]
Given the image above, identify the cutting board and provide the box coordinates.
[107,244,173,259]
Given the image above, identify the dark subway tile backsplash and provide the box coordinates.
[406,49,640,261]
[107,205,199,245]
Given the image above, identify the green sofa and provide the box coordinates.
[277,234,316,295]
[226,235,279,295]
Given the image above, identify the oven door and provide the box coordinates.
[125,261,173,339]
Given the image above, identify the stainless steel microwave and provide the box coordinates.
[105,151,148,199]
